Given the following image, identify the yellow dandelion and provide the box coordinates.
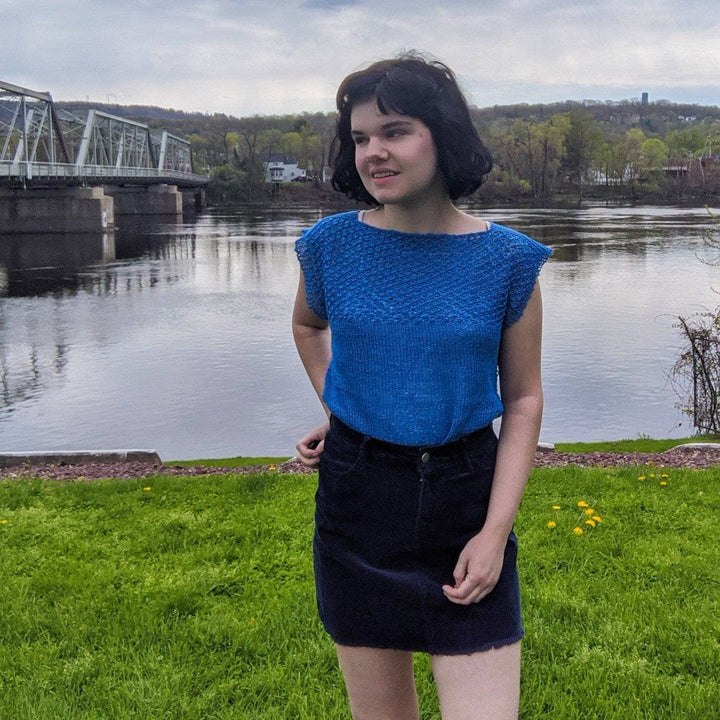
[547,521,557,529]
[585,519,596,528]
[1,519,8,525]
[552,505,561,510]
[585,508,596,516]
[268,464,276,471]
[649,473,655,478]
[660,481,668,487]
[573,526,584,535]
[578,500,589,508]
[638,475,646,480]
[661,473,669,478]
[143,487,151,492]
[592,515,603,523]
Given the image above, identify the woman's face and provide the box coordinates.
[350,99,445,207]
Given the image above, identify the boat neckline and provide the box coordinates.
[354,210,494,238]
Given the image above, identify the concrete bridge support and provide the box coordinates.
[0,183,201,234]
[106,184,183,217]
[182,187,206,214]
[0,187,113,234]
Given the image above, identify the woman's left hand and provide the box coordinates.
[441,528,508,605]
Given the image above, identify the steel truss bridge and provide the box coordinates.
[0,81,207,187]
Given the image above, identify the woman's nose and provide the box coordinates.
[365,137,389,160]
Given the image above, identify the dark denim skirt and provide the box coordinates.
[314,415,523,655]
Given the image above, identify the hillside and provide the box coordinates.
[57,98,720,135]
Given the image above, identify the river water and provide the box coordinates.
[0,205,717,460]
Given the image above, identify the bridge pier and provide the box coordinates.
[182,188,206,214]
[0,184,203,234]
[105,184,183,217]
[0,187,113,234]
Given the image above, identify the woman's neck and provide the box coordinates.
[366,199,486,235]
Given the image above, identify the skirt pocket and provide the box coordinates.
[464,426,499,475]
[318,419,367,479]
[434,428,499,538]
[315,419,368,533]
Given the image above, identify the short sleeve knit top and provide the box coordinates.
[295,211,551,446]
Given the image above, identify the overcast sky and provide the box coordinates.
[3,0,719,117]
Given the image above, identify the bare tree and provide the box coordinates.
[671,210,720,433]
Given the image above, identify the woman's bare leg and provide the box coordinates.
[430,641,521,720]
[335,645,420,720]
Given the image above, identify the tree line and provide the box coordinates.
[482,103,720,204]
[58,98,720,205]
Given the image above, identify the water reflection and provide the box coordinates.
[0,232,116,297]
[0,204,718,457]
[0,297,70,417]
[115,215,194,262]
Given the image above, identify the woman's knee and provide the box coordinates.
[430,641,521,720]
[336,645,420,720]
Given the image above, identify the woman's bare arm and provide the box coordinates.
[443,281,544,604]
[292,269,332,466]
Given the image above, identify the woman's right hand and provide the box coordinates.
[296,421,330,468]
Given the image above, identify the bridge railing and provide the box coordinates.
[0,160,207,184]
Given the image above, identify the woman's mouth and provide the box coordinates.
[371,170,399,180]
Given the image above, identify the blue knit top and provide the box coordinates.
[295,211,552,446]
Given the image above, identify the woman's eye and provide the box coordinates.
[353,136,367,145]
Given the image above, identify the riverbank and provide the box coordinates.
[1,439,719,480]
[210,179,720,210]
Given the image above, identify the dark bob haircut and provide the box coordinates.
[331,53,493,204]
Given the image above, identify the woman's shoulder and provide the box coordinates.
[302,210,359,237]
[489,223,552,260]
[296,211,361,259]
[489,222,538,244]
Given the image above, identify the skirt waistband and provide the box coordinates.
[329,415,494,459]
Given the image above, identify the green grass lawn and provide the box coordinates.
[0,463,718,719]
[167,456,292,468]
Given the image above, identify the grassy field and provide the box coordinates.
[0,461,718,719]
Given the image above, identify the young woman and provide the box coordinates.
[292,54,551,720]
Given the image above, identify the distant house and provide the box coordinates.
[666,155,720,185]
[588,167,634,185]
[262,153,307,183]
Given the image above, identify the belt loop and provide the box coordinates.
[358,434,370,463]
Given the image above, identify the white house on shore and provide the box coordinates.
[262,153,307,183]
